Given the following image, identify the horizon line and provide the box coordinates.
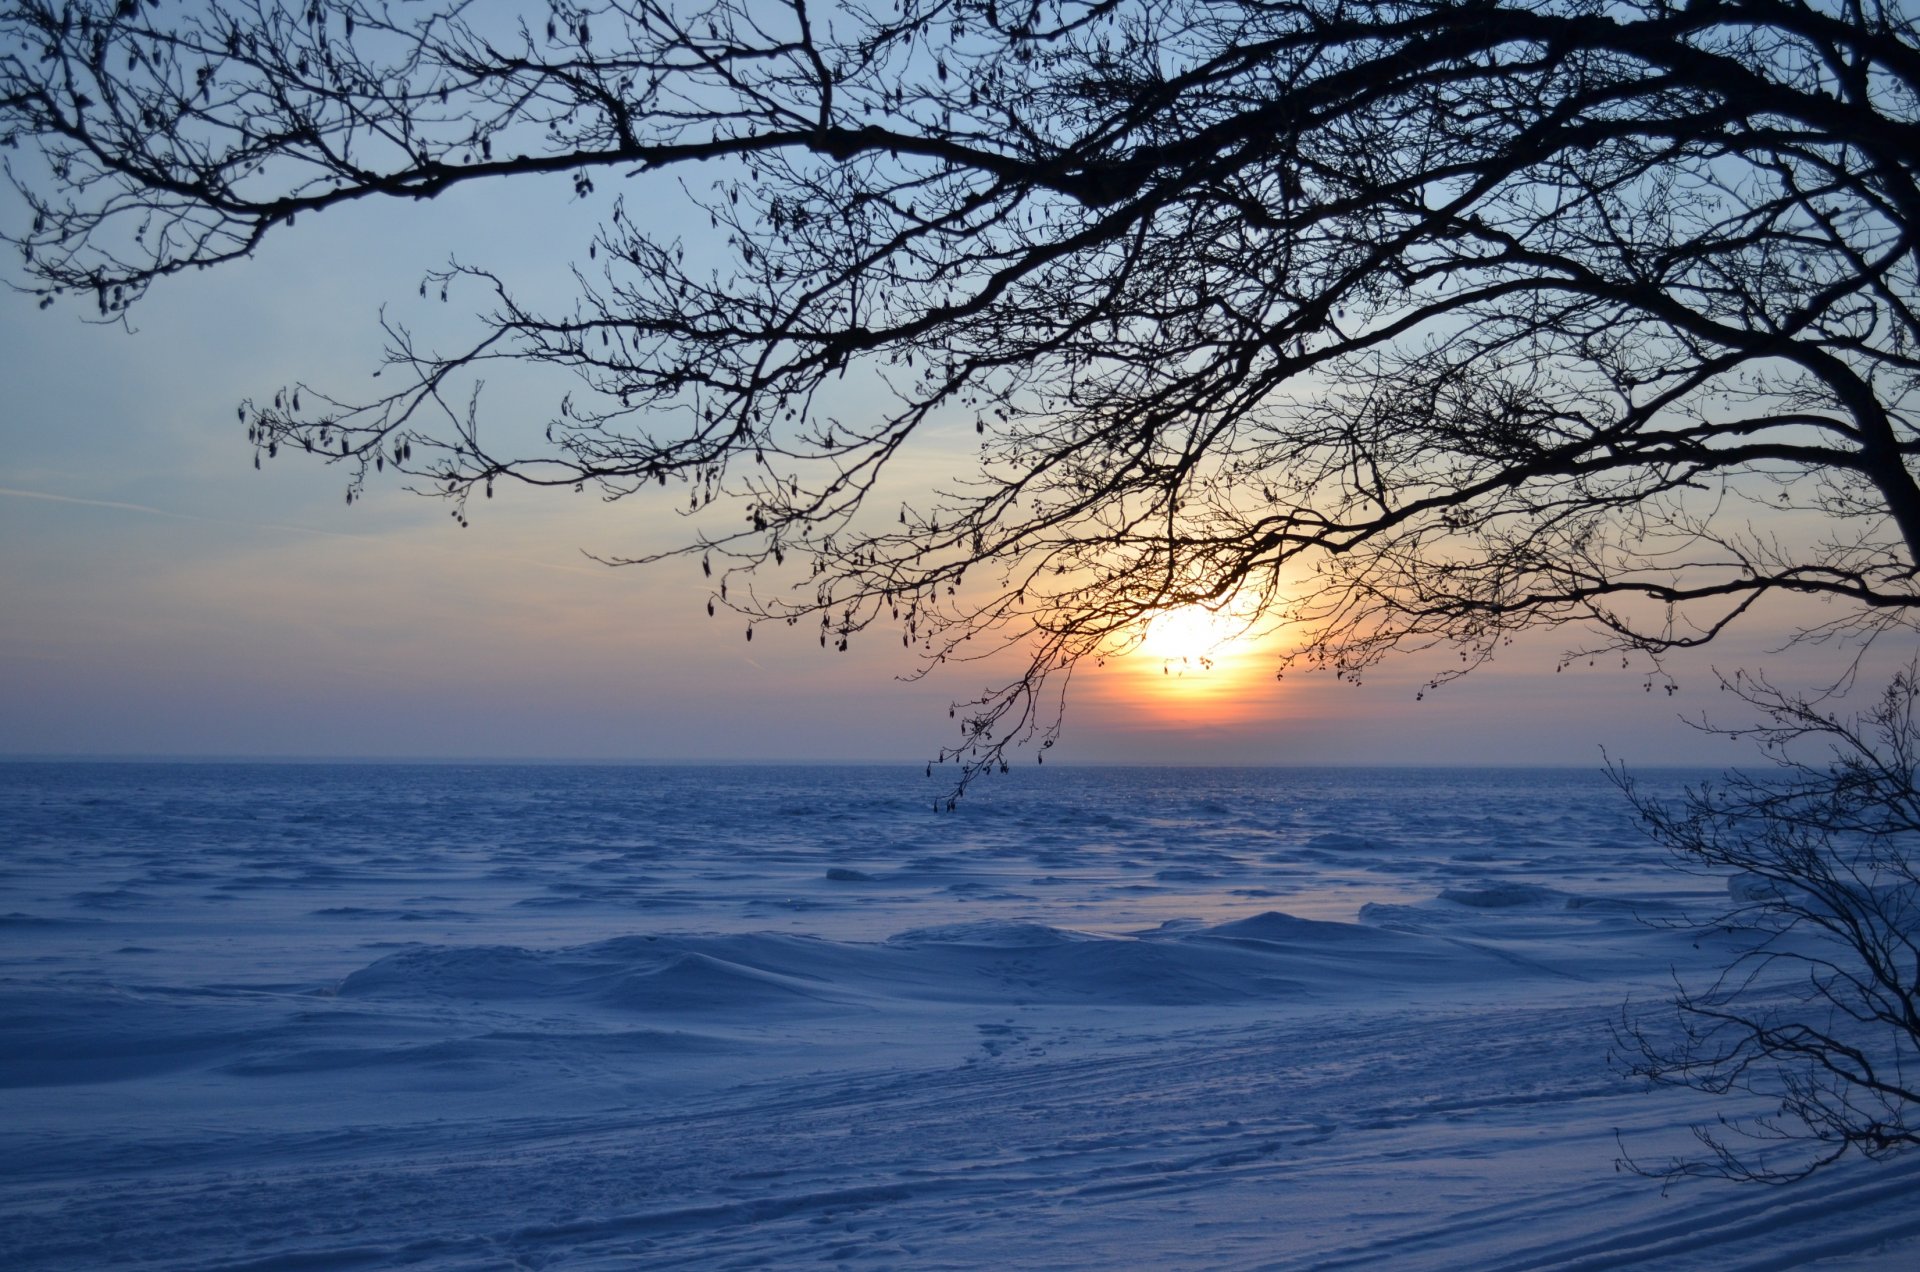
[0,753,1711,770]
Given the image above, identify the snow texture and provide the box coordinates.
[2,762,1916,1269]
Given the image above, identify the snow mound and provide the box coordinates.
[337,945,586,1000]
[887,921,1094,948]
[596,951,834,1011]
[1200,911,1381,944]
[1439,882,1568,908]
[338,939,840,1013]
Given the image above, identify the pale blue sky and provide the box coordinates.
[0,174,1839,767]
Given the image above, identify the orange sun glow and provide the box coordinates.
[1109,603,1274,724]
[1094,599,1293,724]
[1135,604,1251,669]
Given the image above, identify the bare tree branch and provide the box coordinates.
[1613,664,1920,1182]
[5,0,1918,790]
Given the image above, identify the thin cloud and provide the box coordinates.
[0,484,372,540]
[0,484,605,575]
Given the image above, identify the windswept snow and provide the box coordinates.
[2,763,1916,1269]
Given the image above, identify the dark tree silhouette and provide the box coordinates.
[4,0,1918,783]
[1613,666,1920,1182]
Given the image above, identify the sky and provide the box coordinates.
[0,172,1849,769]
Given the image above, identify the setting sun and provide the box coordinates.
[1107,602,1281,723]
[1136,604,1254,670]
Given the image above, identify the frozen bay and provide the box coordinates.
[3,762,1917,1269]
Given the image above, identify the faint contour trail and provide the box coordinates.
[6,1002,1919,1271]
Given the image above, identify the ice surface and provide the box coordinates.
[3,762,1917,1269]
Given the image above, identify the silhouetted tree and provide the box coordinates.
[1614,665,1920,1182]
[4,0,1917,784]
